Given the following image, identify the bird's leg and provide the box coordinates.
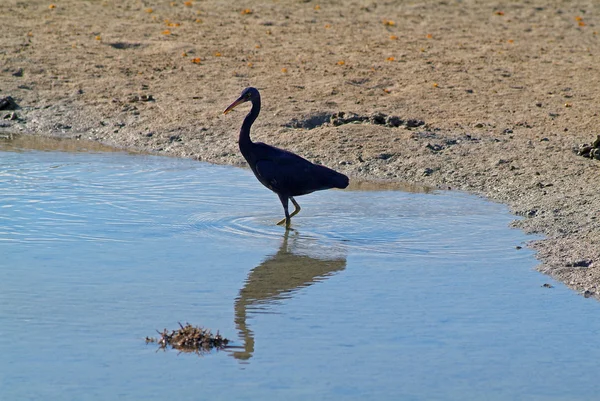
[276,194,291,228]
[289,196,301,219]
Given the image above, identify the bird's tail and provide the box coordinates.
[331,170,349,189]
[317,165,349,189]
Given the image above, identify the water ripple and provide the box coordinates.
[0,149,523,260]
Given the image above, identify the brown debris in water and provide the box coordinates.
[146,322,230,354]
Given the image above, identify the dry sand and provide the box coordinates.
[2,0,599,296]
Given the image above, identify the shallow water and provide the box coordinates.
[1,137,600,400]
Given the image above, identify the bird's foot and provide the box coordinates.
[276,217,291,229]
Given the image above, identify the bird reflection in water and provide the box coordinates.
[231,230,346,361]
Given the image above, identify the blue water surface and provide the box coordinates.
[0,140,598,401]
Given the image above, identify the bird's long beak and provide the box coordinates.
[223,97,245,114]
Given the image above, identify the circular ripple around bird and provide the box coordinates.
[0,148,527,262]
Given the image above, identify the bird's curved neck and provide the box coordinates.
[240,96,261,146]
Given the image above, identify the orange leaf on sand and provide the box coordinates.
[337,60,345,65]
[162,30,171,35]
[241,9,253,15]
[191,58,201,64]
[390,35,398,40]
[184,1,193,6]
[49,4,56,9]
[386,57,395,61]
[281,68,288,73]
[145,8,153,13]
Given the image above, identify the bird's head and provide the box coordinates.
[224,87,260,114]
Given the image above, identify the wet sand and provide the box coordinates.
[2,0,599,296]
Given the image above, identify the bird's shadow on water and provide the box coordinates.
[229,230,347,362]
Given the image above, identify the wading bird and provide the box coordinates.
[224,87,349,229]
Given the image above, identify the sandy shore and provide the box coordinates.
[2,0,599,296]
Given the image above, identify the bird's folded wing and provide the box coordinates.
[255,153,316,195]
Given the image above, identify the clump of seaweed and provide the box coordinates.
[146,322,230,354]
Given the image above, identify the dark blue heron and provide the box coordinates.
[224,87,349,228]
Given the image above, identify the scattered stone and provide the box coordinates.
[284,112,332,129]
[3,112,19,120]
[285,112,422,130]
[536,182,553,188]
[375,152,394,160]
[128,94,154,103]
[522,209,537,217]
[385,115,403,127]
[425,143,444,152]
[567,259,592,268]
[12,68,24,77]
[146,322,230,354]
[580,136,600,160]
[0,96,19,110]
[516,246,522,250]
[369,112,387,125]
[422,167,434,176]
[108,42,143,50]
[330,111,367,126]
[54,123,71,130]
[542,283,553,288]
[584,290,594,298]
[405,119,425,128]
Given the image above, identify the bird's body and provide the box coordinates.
[224,87,349,228]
